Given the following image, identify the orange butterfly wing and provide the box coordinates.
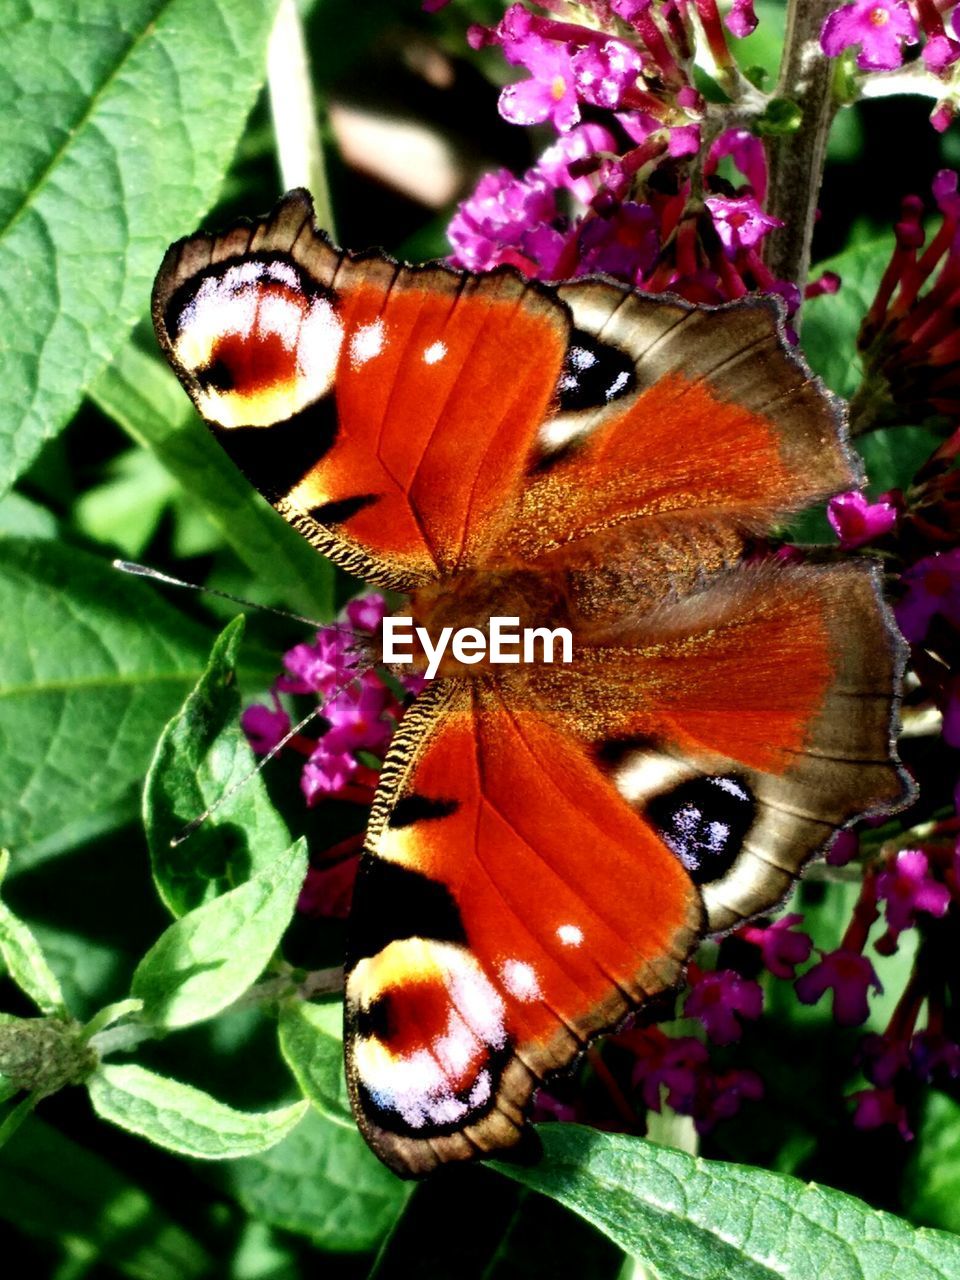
[344,680,701,1174]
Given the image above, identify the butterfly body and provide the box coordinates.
[153,190,912,1177]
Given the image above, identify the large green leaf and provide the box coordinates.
[91,343,334,619]
[143,616,291,918]
[278,998,353,1130]
[89,1062,307,1159]
[0,1117,212,1279]
[0,851,65,1013]
[0,0,281,495]
[495,1124,960,1279]
[227,1107,409,1253]
[803,238,891,402]
[0,538,213,850]
[132,838,307,1028]
[904,1092,960,1235]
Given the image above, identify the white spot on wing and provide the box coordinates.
[350,319,385,368]
[501,958,541,1002]
[557,924,583,947]
[423,340,447,365]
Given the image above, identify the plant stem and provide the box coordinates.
[267,0,336,238]
[763,0,838,303]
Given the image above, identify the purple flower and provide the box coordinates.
[240,695,290,756]
[530,1089,580,1124]
[924,33,960,74]
[322,672,395,756]
[301,742,357,805]
[684,969,763,1044]
[910,1031,960,1081]
[611,0,651,21]
[827,490,898,548]
[943,676,960,749]
[630,1033,709,1113]
[740,914,813,979]
[795,948,883,1025]
[345,592,387,633]
[537,124,617,205]
[725,0,759,39]
[696,1068,763,1132]
[572,38,643,111]
[894,548,960,643]
[826,828,860,867]
[278,626,360,697]
[851,1086,913,1139]
[876,850,951,935]
[858,1031,911,1087]
[498,26,581,132]
[705,195,783,254]
[821,1,918,72]
[709,128,768,200]
[576,202,659,281]
[447,168,560,272]
[668,124,702,158]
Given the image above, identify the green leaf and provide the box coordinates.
[91,343,334,619]
[89,1062,307,1159]
[0,538,212,850]
[0,850,65,1012]
[132,838,307,1029]
[228,1107,409,1252]
[74,448,179,559]
[495,1124,960,1280]
[144,616,291,917]
[0,0,282,495]
[0,1117,212,1279]
[802,236,891,402]
[0,492,57,539]
[903,1091,960,1234]
[278,998,353,1129]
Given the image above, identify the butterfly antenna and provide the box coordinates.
[170,667,368,847]
[113,559,357,634]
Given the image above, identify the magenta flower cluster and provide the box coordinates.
[443,1,810,327]
[241,593,401,806]
[820,1,960,130]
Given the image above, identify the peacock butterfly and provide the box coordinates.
[152,189,912,1177]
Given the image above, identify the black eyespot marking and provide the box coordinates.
[346,858,466,969]
[557,330,636,412]
[646,774,756,884]
[210,397,337,500]
[309,494,378,526]
[356,992,396,1041]
[388,794,460,829]
[197,357,235,392]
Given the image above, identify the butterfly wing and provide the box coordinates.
[343,678,702,1176]
[153,191,857,591]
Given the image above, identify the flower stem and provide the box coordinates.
[763,0,838,307]
[267,0,336,238]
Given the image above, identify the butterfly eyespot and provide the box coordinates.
[166,254,343,429]
[347,939,508,1135]
[556,330,636,413]
[646,774,756,884]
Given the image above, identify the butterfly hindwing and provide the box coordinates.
[344,679,702,1176]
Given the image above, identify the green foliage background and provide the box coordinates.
[2,0,960,1276]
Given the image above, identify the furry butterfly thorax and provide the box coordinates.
[153,189,911,1177]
